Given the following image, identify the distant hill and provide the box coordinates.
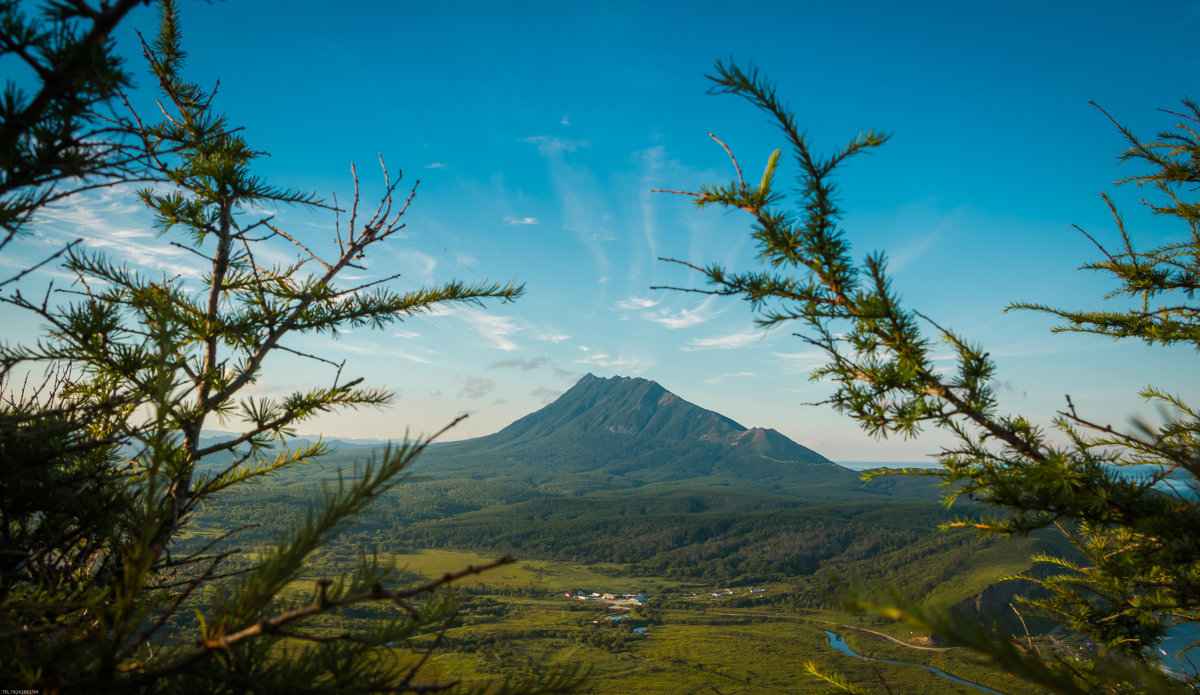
[408,374,863,496]
[197,431,389,451]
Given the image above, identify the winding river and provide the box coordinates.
[823,630,1003,694]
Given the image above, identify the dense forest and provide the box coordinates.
[182,452,1053,604]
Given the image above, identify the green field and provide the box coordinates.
[388,549,706,594]
[324,548,1041,694]
[179,442,1063,693]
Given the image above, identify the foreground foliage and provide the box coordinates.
[0,3,581,692]
[661,61,1200,693]
[0,0,154,270]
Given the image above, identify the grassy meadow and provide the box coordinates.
[304,548,1041,694]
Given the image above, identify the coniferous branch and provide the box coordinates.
[801,661,874,695]
[0,0,155,239]
[125,556,515,685]
[663,59,1200,693]
[1,2,558,691]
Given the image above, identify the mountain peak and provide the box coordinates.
[484,374,832,462]
[416,373,847,491]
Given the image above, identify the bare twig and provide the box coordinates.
[709,132,746,191]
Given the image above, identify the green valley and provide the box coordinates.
[175,375,1072,692]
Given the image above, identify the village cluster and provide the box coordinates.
[563,590,648,607]
[562,587,768,605]
[710,587,767,598]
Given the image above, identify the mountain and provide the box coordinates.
[409,373,858,495]
[195,373,957,588]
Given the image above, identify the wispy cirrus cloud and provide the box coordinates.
[387,248,438,281]
[523,135,589,157]
[702,370,758,385]
[635,145,665,270]
[424,162,448,169]
[614,296,723,329]
[523,134,618,315]
[990,335,1110,360]
[647,297,724,329]
[887,229,939,274]
[614,296,660,311]
[334,340,436,364]
[770,350,825,374]
[534,330,570,343]
[29,188,204,279]
[503,216,539,226]
[682,328,769,351]
[430,305,523,351]
[574,346,653,373]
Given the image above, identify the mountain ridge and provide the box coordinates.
[410,373,855,494]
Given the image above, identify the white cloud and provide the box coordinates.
[574,350,653,373]
[424,162,448,169]
[614,296,723,329]
[991,335,1108,360]
[561,115,571,126]
[31,188,203,279]
[770,350,826,374]
[683,328,767,351]
[887,229,939,274]
[573,226,615,243]
[331,340,436,364]
[504,216,539,226]
[529,326,570,343]
[642,296,724,330]
[614,296,660,311]
[395,249,437,279]
[392,330,421,339]
[490,357,549,370]
[432,305,523,351]
[523,135,589,157]
[635,145,665,264]
[390,351,435,365]
[459,377,495,399]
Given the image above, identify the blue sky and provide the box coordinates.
[6,1,1200,461]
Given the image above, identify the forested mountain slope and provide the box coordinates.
[406,374,863,497]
